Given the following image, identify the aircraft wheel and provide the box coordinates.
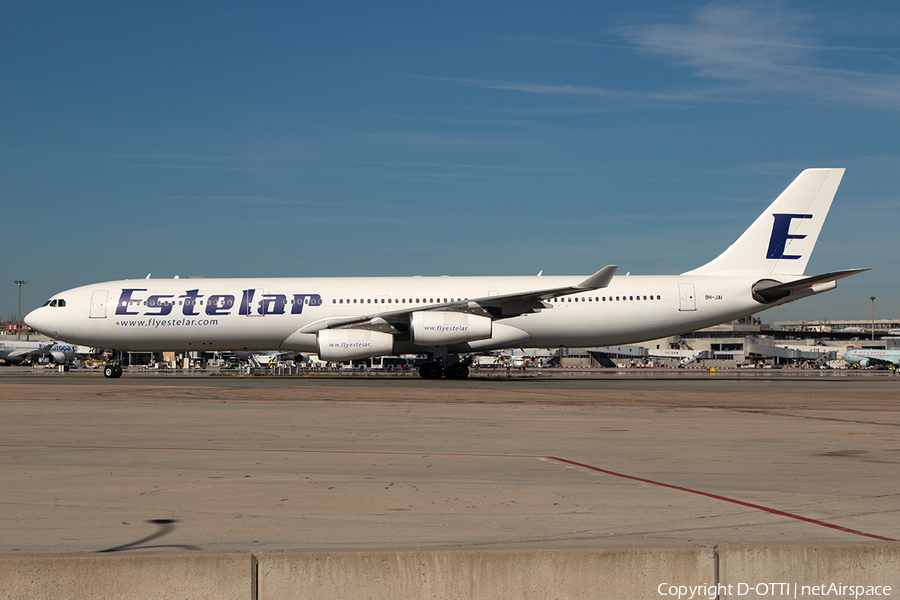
[103,365,116,378]
[113,365,123,378]
[445,362,469,379]
[418,362,443,379]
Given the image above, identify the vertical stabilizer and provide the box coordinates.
[683,168,844,277]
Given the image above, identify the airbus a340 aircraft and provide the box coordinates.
[26,169,866,379]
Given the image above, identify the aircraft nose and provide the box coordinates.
[24,307,53,337]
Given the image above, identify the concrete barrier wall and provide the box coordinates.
[718,545,900,600]
[257,548,715,600]
[1,545,899,600]
[0,552,253,600]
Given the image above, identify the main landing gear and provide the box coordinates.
[418,360,469,380]
[102,362,123,378]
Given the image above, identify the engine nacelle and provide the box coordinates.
[858,358,870,368]
[316,329,394,362]
[49,351,68,364]
[410,311,492,346]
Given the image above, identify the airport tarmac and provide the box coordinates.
[2,371,899,554]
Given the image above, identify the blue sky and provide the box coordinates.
[2,1,898,323]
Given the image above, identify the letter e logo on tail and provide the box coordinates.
[767,213,812,259]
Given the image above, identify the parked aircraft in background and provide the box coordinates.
[25,169,866,379]
[841,349,900,368]
[0,340,87,365]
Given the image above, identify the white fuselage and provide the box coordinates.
[0,340,83,364]
[25,274,769,354]
[842,349,900,368]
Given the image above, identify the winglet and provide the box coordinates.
[576,265,618,290]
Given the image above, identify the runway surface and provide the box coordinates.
[2,371,899,554]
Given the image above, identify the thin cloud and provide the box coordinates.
[429,4,900,110]
[427,76,705,102]
[619,3,817,80]
[355,130,518,146]
[165,195,400,209]
[489,33,630,50]
[617,2,900,109]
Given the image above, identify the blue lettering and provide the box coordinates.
[115,289,146,316]
[130,289,321,317]
[260,294,287,315]
[206,294,235,316]
[290,293,322,314]
[767,213,812,259]
[180,289,204,316]
[145,295,175,316]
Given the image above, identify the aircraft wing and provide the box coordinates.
[297,265,618,334]
[5,342,57,361]
[859,356,898,367]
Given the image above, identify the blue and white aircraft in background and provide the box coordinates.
[842,349,900,369]
[0,339,87,365]
[25,169,867,379]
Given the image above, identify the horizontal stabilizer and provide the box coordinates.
[752,268,869,304]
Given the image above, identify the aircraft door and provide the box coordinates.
[678,283,696,311]
[90,290,108,319]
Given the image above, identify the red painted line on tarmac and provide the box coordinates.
[4,443,893,542]
[547,456,898,542]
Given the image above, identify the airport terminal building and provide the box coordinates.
[538,318,900,369]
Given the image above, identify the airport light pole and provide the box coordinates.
[870,296,876,341]
[14,280,27,341]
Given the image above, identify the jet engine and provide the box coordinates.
[410,311,492,346]
[857,358,870,368]
[49,351,68,364]
[316,329,394,362]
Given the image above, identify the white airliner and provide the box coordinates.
[842,349,900,369]
[0,339,85,365]
[25,169,866,379]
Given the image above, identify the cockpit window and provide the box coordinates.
[42,300,51,307]
[58,299,66,307]
[49,300,58,307]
